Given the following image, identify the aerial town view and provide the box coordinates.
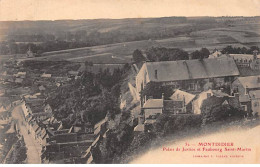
[0,8,260,164]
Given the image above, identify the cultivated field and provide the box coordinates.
[26,22,260,64]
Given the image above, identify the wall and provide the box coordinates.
[144,108,163,119]
[251,99,260,115]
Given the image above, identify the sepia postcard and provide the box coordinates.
[0,0,260,164]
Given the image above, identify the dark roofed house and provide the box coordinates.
[136,57,239,101]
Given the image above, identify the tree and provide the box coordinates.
[145,47,189,62]
[200,48,210,59]
[132,49,146,63]
[140,82,174,99]
[191,48,210,60]
[201,104,245,126]
[191,50,201,59]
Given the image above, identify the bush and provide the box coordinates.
[201,104,245,126]
[153,114,202,136]
[10,138,27,164]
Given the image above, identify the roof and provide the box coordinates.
[144,119,156,124]
[41,73,52,78]
[237,75,260,89]
[201,96,226,109]
[144,57,239,82]
[249,90,260,99]
[68,71,79,75]
[229,54,260,60]
[164,100,184,109]
[17,72,26,75]
[134,124,144,132]
[206,89,229,97]
[201,96,240,110]
[209,50,222,58]
[170,89,196,105]
[143,99,163,108]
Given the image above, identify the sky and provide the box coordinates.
[0,0,260,21]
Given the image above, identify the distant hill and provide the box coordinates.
[1,16,259,42]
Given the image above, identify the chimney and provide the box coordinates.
[234,93,239,100]
[162,93,164,100]
[245,85,248,95]
[154,70,158,79]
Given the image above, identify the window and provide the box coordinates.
[241,105,247,111]
[154,70,158,79]
[189,83,195,90]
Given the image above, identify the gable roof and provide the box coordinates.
[170,89,196,105]
[237,75,260,89]
[143,99,163,108]
[144,57,239,82]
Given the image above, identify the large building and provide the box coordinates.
[209,50,260,70]
[136,57,240,100]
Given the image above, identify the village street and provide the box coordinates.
[11,105,41,164]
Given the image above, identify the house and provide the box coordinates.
[136,58,239,101]
[192,89,230,114]
[208,50,223,59]
[141,94,188,124]
[231,50,260,70]
[231,75,260,113]
[41,73,52,78]
[170,89,196,112]
[209,50,260,70]
[200,95,240,114]
[142,99,163,119]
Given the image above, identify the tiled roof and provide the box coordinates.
[144,57,239,82]
[143,99,163,108]
[134,124,144,132]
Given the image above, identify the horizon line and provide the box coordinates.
[1,15,260,22]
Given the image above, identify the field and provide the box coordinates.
[1,17,260,73]
[21,22,260,65]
